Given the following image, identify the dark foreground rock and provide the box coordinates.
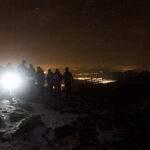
[13,115,44,136]
[17,103,34,111]
[50,116,100,149]
[0,116,3,126]
[54,125,77,138]
[9,112,27,122]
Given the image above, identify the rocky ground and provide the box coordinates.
[0,95,150,150]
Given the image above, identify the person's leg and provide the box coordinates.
[55,85,58,97]
[68,84,73,98]
[70,86,73,98]
[65,84,69,98]
[58,84,61,98]
[49,83,53,95]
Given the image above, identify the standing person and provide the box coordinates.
[36,67,45,96]
[53,69,63,98]
[0,66,3,95]
[27,64,36,96]
[63,67,73,98]
[17,60,28,77]
[46,69,54,95]
[28,64,36,86]
[17,60,28,98]
[5,62,14,73]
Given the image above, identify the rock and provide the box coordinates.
[111,141,138,150]
[1,111,8,113]
[99,121,113,130]
[42,127,52,137]
[0,116,3,126]
[79,128,99,146]
[0,135,12,142]
[13,115,44,136]
[9,112,27,122]
[74,117,95,129]
[101,145,109,150]
[0,130,5,136]
[15,109,25,113]
[72,145,90,150]
[17,103,34,111]
[54,125,77,139]
[80,128,99,139]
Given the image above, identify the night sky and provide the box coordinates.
[0,0,149,71]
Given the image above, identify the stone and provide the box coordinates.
[17,103,34,111]
[0,116,3,126]
[13,115,44,136]
[54,125,77,139]
[9,112,27,122]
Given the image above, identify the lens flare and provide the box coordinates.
[1,73,23,90]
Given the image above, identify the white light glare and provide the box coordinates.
[1,73,22,90]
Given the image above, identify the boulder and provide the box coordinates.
[0,130,5,136]
[54,125,77,139]
[13,115,44,136]
[1,110,8,113]
[0,116,3,126]
[17,103,34,111]
[9,112,27,122]
[79,128,99,146]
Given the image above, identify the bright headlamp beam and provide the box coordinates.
[1,73,22,90]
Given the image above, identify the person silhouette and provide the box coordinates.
[46,69,54,95]
[0,66,3,77]
[17,60,28,98]
[0,66,3,90]
[53,69,63,98]
[17,60,28,79]
[28,64,36,86]
[63,67,73,98]
[36,66,45,96]
[5,62,14,73]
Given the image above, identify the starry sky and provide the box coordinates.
[0,0,149,71]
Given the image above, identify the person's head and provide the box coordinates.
[7,62,11,66]
[22,60,26,65]
[55,68,59,73]
[29,64,34,69]
[48,69,52,73]
[37,66,41,72]
[65,67,69,72]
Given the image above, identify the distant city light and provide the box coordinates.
[74,77,116,84]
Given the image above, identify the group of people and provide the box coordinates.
[0,60,74,99]
[46,67,73,98]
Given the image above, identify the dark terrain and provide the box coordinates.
[0,76,150,150]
